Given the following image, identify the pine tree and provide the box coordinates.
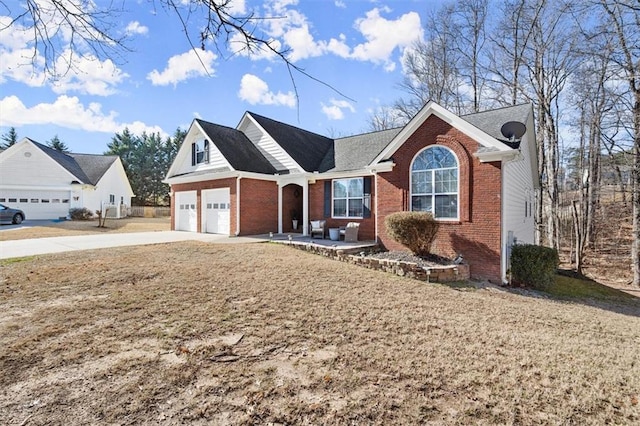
[0,127,18,149]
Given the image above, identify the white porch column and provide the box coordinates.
[277,183,283,234]
[302,180,309,236]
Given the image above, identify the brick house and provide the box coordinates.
[165,101,538,283]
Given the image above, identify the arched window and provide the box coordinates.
[411,146,459,219]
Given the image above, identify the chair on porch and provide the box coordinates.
[340,222,360,243]
[310,220,327,239]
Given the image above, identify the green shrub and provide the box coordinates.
[510,244,559,290]
[385,211,439,257]
[69,207,94,220]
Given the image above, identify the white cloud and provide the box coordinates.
[227,0,247,15]
[321,99,355,120]
[229,31,281,61]
[125,21,149,36]
[147,49,217,86]
[0,95,166,136]
[238,74,296,107]
[282,23,327,62]
[335,1,346,8]
[258,3,422,69]
[0,16,128,95]
[50,51,128,96]
[350,8,423,70]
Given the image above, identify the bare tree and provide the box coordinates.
[516,0,579,250]
[595,0,640,286]
[395,5,466,120]
[487,0,539,106]
[367,106,406,132]
[0,0,347,101]
[452,0,490,112]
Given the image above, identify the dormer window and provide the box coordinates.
[192,139,210,165]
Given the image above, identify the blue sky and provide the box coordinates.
[1,0,439,154]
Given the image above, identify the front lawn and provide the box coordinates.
[1,242,638,424]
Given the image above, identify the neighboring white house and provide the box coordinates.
[0,138,134,220]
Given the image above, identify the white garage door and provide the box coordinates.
[202,188,230,235]
[175,191,197,232]
[0,191,70,220]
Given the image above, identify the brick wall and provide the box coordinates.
[308,179,376,241]
[376,114,503,282]
[282,184,303,232]
[238,178,278,235]
[170,177,237,233]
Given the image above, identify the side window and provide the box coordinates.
[410,146,459,220]
[332,178,364,218]
[192,139,210,165]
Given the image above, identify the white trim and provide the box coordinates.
[235,177,241,236]
[331,177,365,219]
[372,101,514,166]
[0,184,76,191]
[278,186,283,234]
[474,149,520,163]
[409,145,460,221]
[239,112,305,172]
[501,164,507,284]
[165,120,235,179]
[164,169,281,185]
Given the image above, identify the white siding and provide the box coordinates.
[83,159,133,216]
[240,119,300,172]
[0,142,76,187]
[168,128,232,177]
[502,131,537,280]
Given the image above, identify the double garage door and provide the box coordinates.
[175,189,230,234]
[0,190,70,220]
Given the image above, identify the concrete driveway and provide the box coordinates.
[0,231,269,260]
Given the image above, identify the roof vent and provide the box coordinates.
[500,121,526,142]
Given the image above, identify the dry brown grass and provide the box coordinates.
[1,242,639,425]
[0,217,170,242]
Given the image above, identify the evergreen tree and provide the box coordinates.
[47,135,70,153]
[1,127,18,149]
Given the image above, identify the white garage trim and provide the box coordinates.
[0,190,70,220]
[175,191,197,232]
[202,188,230,235]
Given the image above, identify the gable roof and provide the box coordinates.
[248,112,334,172]
[373,101,533,165]
[29,139,117,185]
[462,103,531,144]
[196,119,277,174]
[318,127,402,173]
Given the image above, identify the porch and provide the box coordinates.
[264,232,379,255]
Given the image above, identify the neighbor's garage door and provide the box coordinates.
[202,188,230,234]
[175,191,197,232]
[0,191,70,220]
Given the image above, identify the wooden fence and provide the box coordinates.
[129,206,171,218]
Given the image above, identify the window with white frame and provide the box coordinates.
[194,139,209,164]
[411,146,459,219]
[333,178,364,218]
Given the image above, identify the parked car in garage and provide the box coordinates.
[0,203,25,224]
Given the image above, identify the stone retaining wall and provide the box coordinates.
[286,242,470,283]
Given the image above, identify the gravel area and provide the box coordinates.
[366,250,456,268]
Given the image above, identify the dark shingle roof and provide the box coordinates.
[318,127,402,172]
[71,154,119,185]
[32,140,116,185]
[197,119,277,174]
[462,103,532,144]
[249,112,334,172]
